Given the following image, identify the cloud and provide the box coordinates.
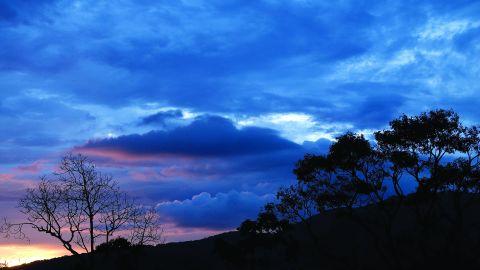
[0,0,373,113]
[81,115,300,157]
[156,190,274,229]
[0,90,96,164]
[454,26,480,51]
[1,0,480,240]
[1,0,479,132]
[0,0,56,24]
[302,138,333,153]
[312,82,411,129]
[139,109,184,127]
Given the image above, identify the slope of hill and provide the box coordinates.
[9,193,480,270]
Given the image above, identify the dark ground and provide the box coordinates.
[9,194,480,270]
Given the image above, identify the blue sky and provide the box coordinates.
[1,0,480,248]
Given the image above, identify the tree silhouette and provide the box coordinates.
[130,207,165,246]
[215,204,292,270]
[246,109,480,269]
[95,237,132,253]
[1,154,164,255]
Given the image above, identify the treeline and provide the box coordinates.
[217,109,480,269]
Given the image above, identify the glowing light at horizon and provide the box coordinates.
[0,244,68,267]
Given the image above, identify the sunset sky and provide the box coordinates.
[1,0,480,265]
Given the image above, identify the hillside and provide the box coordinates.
[8,193,480,270]
[5,213,360,270]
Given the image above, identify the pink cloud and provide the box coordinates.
[15,159,48,174]
[74,148,227,182]
[129,165,222,182]
[130,169,165,182]
[0,160,49,190]
[74,148,197,166]
[0,173,14,182]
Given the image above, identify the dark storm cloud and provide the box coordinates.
[82,115,300,157]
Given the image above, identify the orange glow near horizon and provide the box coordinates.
[0,227,229,267]
[0,244,68,267]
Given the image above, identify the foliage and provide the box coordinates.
[247,109,480,269]
[95,237,132,253]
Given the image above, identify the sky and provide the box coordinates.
[1,0,480,265]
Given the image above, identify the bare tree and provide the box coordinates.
[99,190,136,244]
[57,154,117,252]
[2,178,81,255]
[2,154,164,254]
[130,207,165,246]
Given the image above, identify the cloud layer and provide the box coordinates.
[157,191,275,229]
[82,116,300,156]
[1,0,480,244]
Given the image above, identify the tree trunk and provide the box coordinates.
[89,215,95,252]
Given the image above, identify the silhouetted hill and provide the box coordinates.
[8,193,480,270]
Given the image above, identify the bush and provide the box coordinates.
[96,237,132,253]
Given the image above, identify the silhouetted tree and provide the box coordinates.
[58,154,121,253]
[130,207,165,246]
[1,154,164,255]
[250,109,480,269]
[215,204,293,270]
[100,190,136,244]
[3,178,81,254]
[95,237,132,253]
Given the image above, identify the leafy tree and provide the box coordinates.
[249,109,480,269]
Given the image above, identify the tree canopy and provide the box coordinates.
[242,109,480,269]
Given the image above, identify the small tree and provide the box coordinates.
[130,207,164,246]
[95,237,132,253]
[99,190,136,244]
